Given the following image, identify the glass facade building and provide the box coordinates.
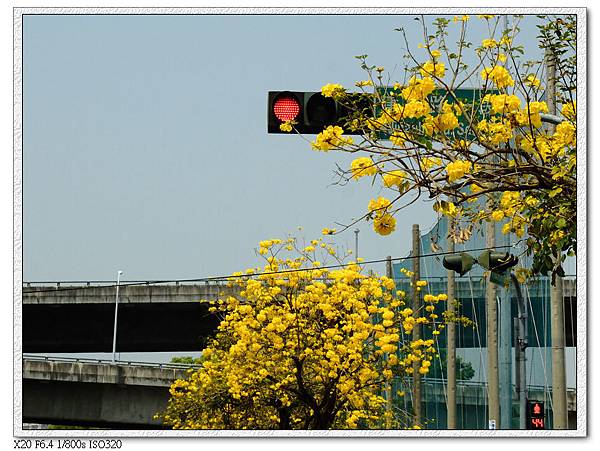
[387,216,577,429]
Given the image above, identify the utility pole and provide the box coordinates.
[446,221,457,429]
[546,47,568,430]
[486,220,500,428]
[499,232,513,429]
[386,256,394,428]
[354,229,360,260]
[411,224,422,426]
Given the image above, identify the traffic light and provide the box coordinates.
[526,400,545,429]
[442,252,475,276]
[267,91,366,134]
[477,250,519,273]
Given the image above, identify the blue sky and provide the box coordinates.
[22,13,552,282]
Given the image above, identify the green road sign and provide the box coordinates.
[376,87,496,141]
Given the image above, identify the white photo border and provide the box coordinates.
[13,6,587,438]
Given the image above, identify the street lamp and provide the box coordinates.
[112,270,123,364]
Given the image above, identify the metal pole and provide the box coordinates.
[486,220,500,428]
[446,224,457,429]
[112,270,123,364]
[513,317,521,424]
[411,224,422,426]
[499,292,513,429]
[497,13,512,429]
[546,47,568,430]
[511,273,528,429]
[354,229,359,260]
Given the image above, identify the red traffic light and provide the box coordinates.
[272,94,301,122]
[267,91,369,134]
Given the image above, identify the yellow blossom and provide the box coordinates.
[446,160,472,182]
[435,110,459,131]
[561,101,576,121]
[402,76,436,102]
[403,100,431,118]
[311,125,353,151]
[350,157,378,180]
[481,38,497,48]
[554,121,576,147]
[524,74,541,88]
[321,83,345,98]
[389,131,410,147]
[491,210,504,222]
[279,121,293,132]
[355,80,374,87]
[420,156,442,172]
[161,233,474,430]
[419,60,446,78]
[382,170,408,189]
[481,65,515,89]
[368,196,391,215]
[373,214,396,236]
[486,93,521,114]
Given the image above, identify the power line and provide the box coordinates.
[22,244,515,294]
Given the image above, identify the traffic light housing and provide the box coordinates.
[526,400,545,429]
[267,91,366,134]
[442,252,475,276]
[478,250,519,273]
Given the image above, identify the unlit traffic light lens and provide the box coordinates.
[273,95,301,122]
[306,94,336,125]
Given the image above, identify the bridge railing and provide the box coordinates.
[22,280,231,290]
[22,354,202,370]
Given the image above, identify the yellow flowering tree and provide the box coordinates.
[158,236,468,429]
[288,15,576,279]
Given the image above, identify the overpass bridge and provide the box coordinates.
[22,279,577,353]
[22,356,577,429]
[22,282,236,353]
[22,355,195,428]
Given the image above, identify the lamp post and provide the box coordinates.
[112,270,123,363]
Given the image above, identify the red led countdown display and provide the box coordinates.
[527,400,545,430]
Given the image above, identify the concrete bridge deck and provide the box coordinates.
[23,282,238,304]
[22,356,195,428]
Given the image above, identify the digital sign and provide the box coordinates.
[527,400,545,430]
